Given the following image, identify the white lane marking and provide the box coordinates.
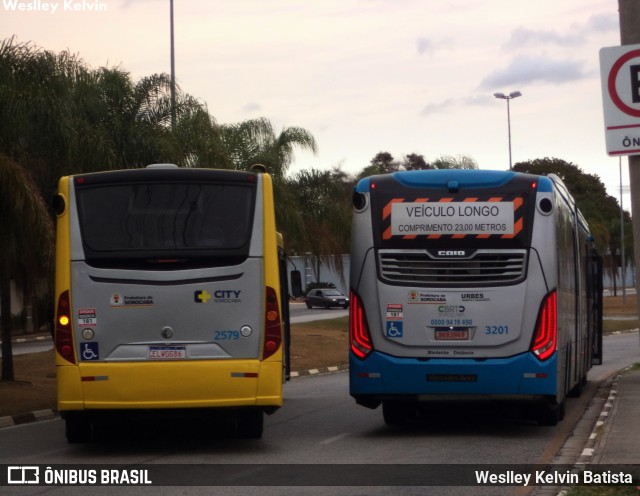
[320,432,351,445]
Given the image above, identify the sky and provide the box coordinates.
[2,0,634,209]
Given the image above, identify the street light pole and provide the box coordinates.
[493,91,522,170]
[170,0,176,133]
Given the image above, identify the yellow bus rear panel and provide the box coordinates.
[57,359,283,411]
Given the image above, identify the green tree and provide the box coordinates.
[513,157,632,291]
[0,37,323,378]
[0,155,54,381]
[402,153,432,170]
[284,168,352,281]
[357,152,478,179]
[219,118,319,253]
[357,151,400,179]
[220,117,317,178]
[431,154,478,169]
[0,37,229,196]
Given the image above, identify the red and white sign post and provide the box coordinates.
[600,44,640,156]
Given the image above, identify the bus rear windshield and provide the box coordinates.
[75,180,256,268]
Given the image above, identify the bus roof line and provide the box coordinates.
[356,170,518,192]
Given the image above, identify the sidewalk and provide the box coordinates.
[591,366,640,465]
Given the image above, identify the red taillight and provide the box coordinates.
[531,290,557,361]
[55,290,76,364]
[263,286,282,360]
[349,290,373,359]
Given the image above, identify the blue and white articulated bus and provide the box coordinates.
[348,169,603,426]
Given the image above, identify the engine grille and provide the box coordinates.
[378,249,527,286]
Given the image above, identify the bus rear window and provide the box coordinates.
[75,181,256,267]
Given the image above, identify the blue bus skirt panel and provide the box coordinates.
[349,351,558,398]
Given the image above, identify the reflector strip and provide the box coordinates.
[81,376,109,382]
[501,197,524,238]
[231,373,259,378]
[382,198,405,221]
[523,373,549,379]
[357,372,382,378]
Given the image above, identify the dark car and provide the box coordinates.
[305,288,349,309]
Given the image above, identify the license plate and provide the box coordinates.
[148,346,187,359]
[434,328,469,340]
[427,374,477,382]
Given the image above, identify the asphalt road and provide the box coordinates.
[1,332,638,496]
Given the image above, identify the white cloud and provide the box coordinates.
[421,95,492,116]
[479,55,588,90]
[503,27,583,50]
[416,37,435,56]
[242,102,262,114]
[584,12,619,33]
[503,12,618,50]
[421,98,455,115]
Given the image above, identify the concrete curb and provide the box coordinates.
[0,409,57,428]
[289,364,348,378]
[532,371,622,496]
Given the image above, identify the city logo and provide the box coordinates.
[194,290,212,303]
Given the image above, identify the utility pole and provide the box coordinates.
[620,156,627,305]
[170,0,177,133]
[618,0,640,327]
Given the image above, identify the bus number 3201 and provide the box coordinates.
[485,325,509,335]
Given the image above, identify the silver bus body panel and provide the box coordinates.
[67,172,266,363]
[353,217,552,359]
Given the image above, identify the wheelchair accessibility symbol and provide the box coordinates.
[81,342,99,361]
[386,321,403,338]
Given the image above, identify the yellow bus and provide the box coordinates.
[53,164,289,442]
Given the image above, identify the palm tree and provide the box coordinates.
[0,37,325,380]
[219,117,319,254]
[285,168,352,281]
[220,117,317,177]
[0,154,54,381]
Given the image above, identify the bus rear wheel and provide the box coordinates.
[382,401,417,426]
[237,410,264,439]
[65,412,93,443]
[537,400,565,426]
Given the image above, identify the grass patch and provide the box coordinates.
[289,316,348,373]
[0,350,56,418]
[603,295,637,315]
[602,295,639,334]
[624,362,640,373]
[603,319,639,334]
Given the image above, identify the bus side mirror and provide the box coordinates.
[290,271,302,298]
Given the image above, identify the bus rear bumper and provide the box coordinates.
[349,351,557,407]
[57,359,283,412]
